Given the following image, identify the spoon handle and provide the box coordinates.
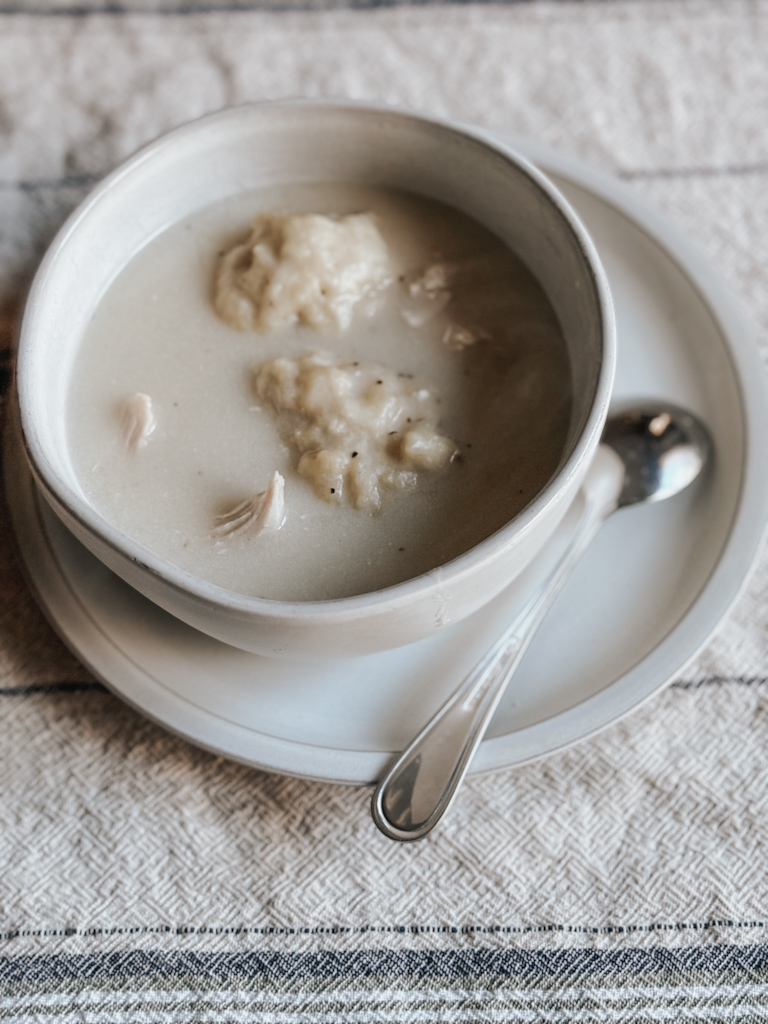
[371,444,626,842]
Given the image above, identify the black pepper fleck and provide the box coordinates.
[351,451,358,458]
[376,380,383,385]
[398,547,405,552]
[330,488,335,494]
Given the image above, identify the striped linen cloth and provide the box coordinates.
[1,0,768,1019]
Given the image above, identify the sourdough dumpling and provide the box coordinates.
[215,212,391,332]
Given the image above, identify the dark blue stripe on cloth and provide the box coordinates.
[3,162,768,196]
[2,945,768,984]
[0,678,760,697]
[672,676,768,690]
[618,163,768,181]
[0,0,644,15]
[0,682,107,695]
[4,174,103,192]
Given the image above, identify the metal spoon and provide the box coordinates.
[372,403,711,842]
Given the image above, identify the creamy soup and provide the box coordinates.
[67,184,572,602]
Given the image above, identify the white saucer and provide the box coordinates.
[5,132,768,785]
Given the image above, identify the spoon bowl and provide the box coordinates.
[603,407,711,508]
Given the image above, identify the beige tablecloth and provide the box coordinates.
[1,1,768,1019]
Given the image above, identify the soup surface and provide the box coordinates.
[67,184,572,601]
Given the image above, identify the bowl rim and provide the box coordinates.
[17,98,616,621]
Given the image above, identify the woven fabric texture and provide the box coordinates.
[1,0,768,1019]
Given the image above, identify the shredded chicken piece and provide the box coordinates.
[400,262,452,327]
[442,324,487,350]
[212,471,286,538]
[121,393,156,452]
[409,262,452,297]
[400,295,450,327]
[401,261,493,350]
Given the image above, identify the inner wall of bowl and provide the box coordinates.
[23,104,603,502]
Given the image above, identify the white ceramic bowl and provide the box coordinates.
[17,101,615,659]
